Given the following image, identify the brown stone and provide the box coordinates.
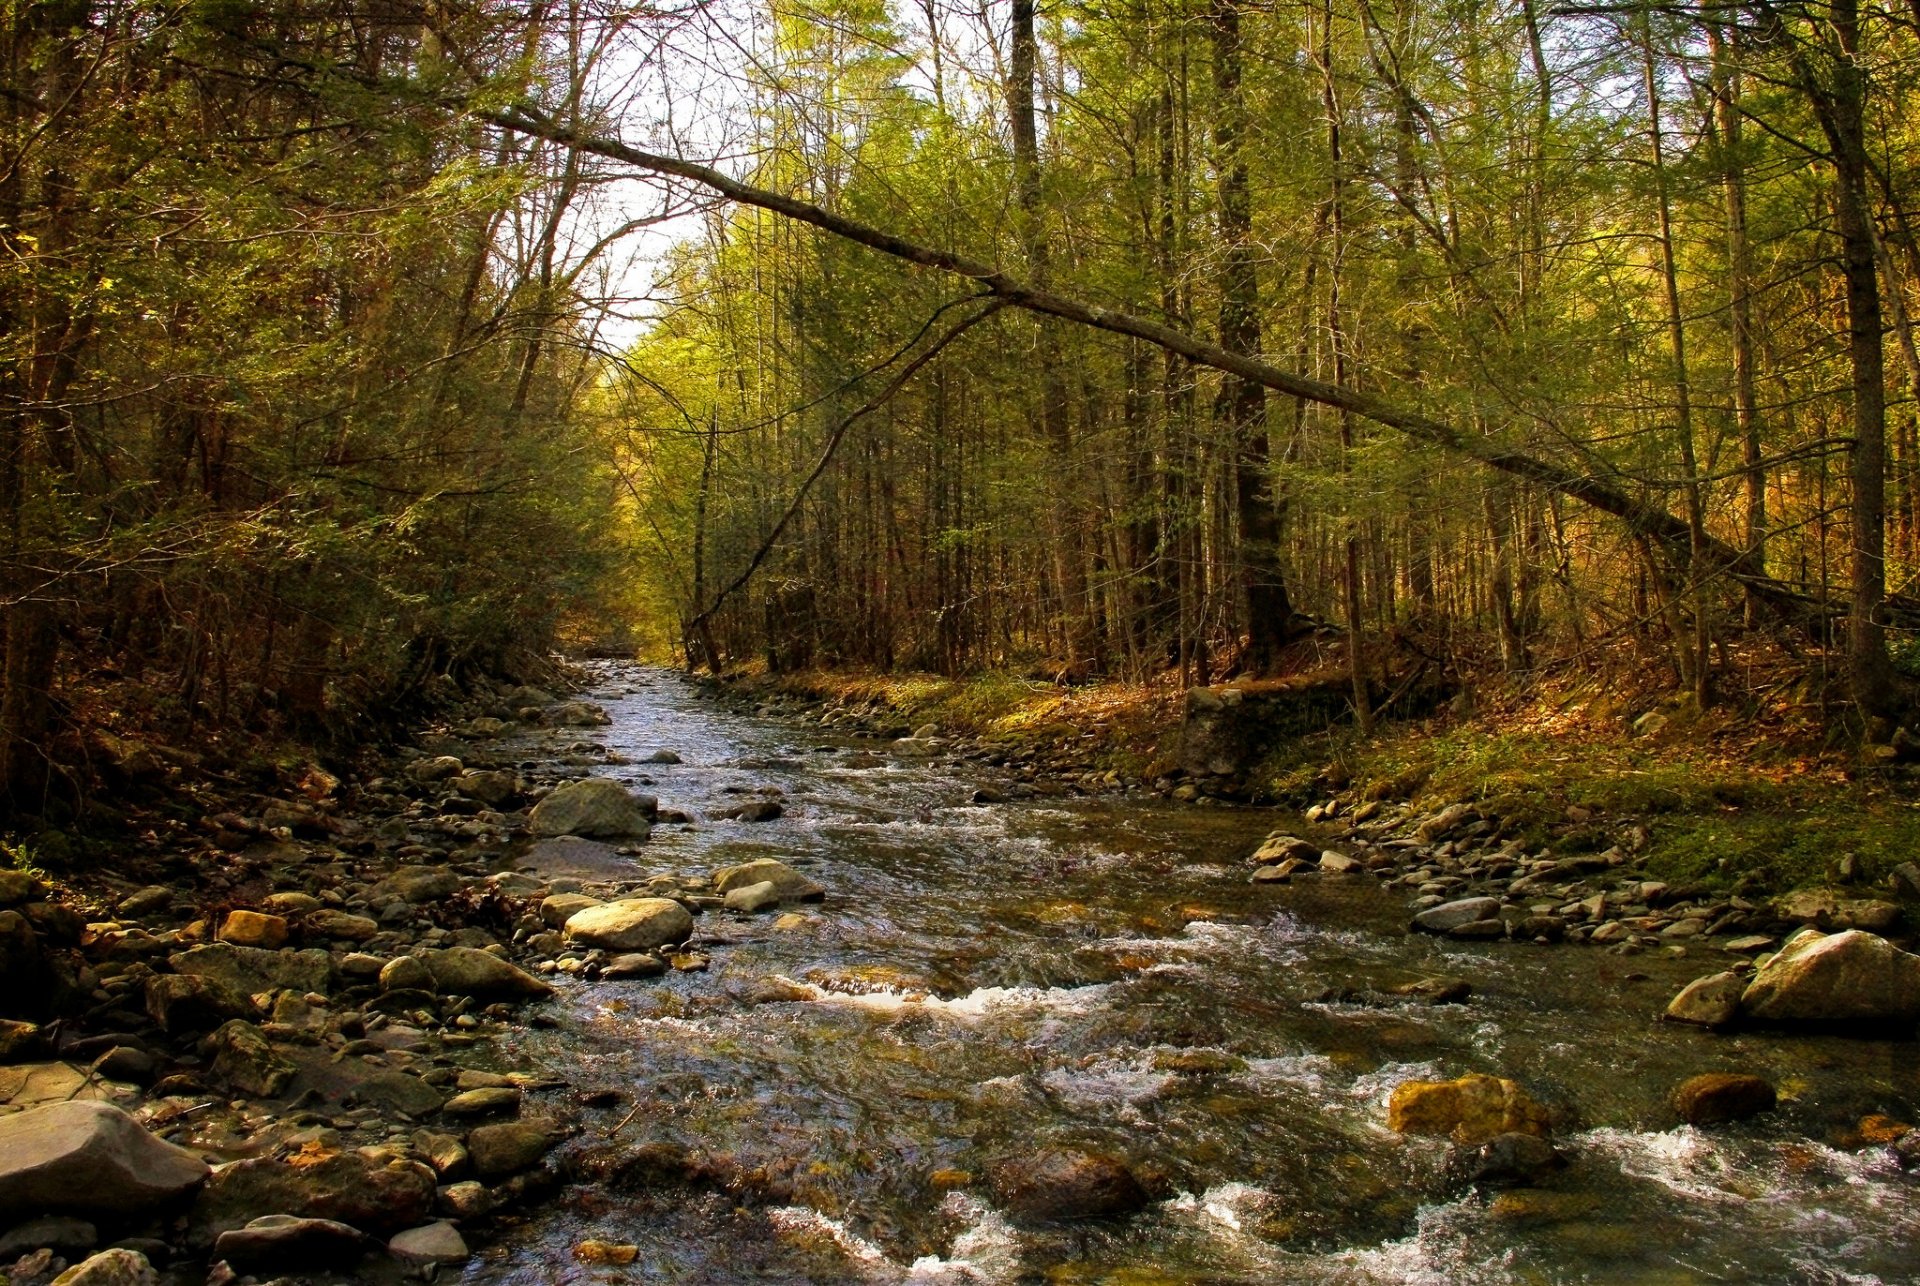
[1672,1073,1775,1125]
[1388,1073,1551,1144]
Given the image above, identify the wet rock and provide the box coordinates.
[539,893,601,929]
[1388,1074,1551,1144]
[712,859,825,902]
[723,881,781,914]
[1411,897,1502,934]
[92,1047,153,1084]
[210,1214,378,1273]
[191,1149,436,1242]
[601,953,666,979]
[990,1148,1149,1222]
[49,1248,156,1286]
[1739,929,1920,1028]
[1391,977,1473,1004]
[207,1021,295,1098]
[437,1180,491,1219]
[422,947,553,1000]
[217,911,288,950]
[379,956,433,993]
[1773,889,1902,933]
[530,778,654,839]
[441,1086,520,1118]
[644,749,682,765]
[351,1072,444,1120]
[0,1101,209,1218]
[562,898,693,953]
[1452,1132,1565,1187]
[389,1220,469,1266]
[1250,835,1320,866]
[412,1130,469,1179]
[0,1215,96,1260]
[467,1121,558,1178]
[554,701,611,727]
[170,942,330,997]
[1318,852,1363,875]
[302,910,378,942]
[115,887,172,918]
[260,891,321,917]
[1665,972,1745,1028]
[1672,1073,1775,1125]
[721,800,784,823]
[574,1239,639,1265]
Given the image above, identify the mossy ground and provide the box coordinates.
[732,661,1917,899]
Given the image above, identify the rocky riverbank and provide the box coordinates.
[0,668,836,1284]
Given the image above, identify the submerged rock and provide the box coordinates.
[712,859,824,902]
[1672,1073,1776,1125]
[423,947,553,1000]
[0,1101,209,1218]
[1739,929,1920,1028]
[989,1148,1148,1222]
[1388,1073,1551,1145]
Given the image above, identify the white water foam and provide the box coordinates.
[1579,1126,1746,1204]
[1166,1180,1277,1234]
[905,1194,1021,1282]
[1039,1053,1178,1120]
[775,976,1111,1019]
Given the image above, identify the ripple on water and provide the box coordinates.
[776,977,1112,1019]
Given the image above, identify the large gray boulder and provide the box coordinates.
[0,1101,209,1218]
[421,947,553,1000]
[712,859,824,902]
[529,778,655,839]
[1411,897,1502,934]
[1740,928,1920,1027]
[563,898,693,952]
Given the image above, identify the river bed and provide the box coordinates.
[466,663,1917,1284]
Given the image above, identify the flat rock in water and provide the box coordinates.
[0,1101,209,1218]
[529,778,655,839]
[712,859,825,902]
[1412,897,1502,934]
[1672,1073,1776,1125]
[562,898,693,952]
[389,1220,469,1266]
[1388,1073,1551,1144]
[0,1063,137,1113]
[467,1121,558,1178]
[1739,929,1920,1028]
[723,880,781,913]
[989,1149,1148,1222]
[1665,972,1745,1028]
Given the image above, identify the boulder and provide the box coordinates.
[350,1071,444,1120]
[723,881,781,914]
[602,953,666,979]
[422,947,553,1000]
[208,1021,295,1098]
[1411,897,1503,935]
[217,911,288,950]
[49,1249,156,1286]
[210,1214,378,1273]
[407,756,464,783]
[190,1149,436,1243]
[260,891,320,916]
[1672,1073,1776,1125]
[530,778,655,839]
[553,701,611,727]
[169,943,330,997]
[1665,972,1746,1028]
[563,899,693,953]
[144,974,254,1033]
[0,872,47,908]
[441,1086,520,1118]
[712,859,825,902]
[1739,929,1920,1027]
[989,1149,1148,1222]
[1388,1073,1551,1144]
[1250,835,1320,866]
[539,893,602,929]
[467,1121,558,1178]
[0,1215,97,1260]
[0,1101,209,1218]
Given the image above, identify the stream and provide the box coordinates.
[467,662,1918,1284]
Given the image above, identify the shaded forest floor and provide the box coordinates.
[724,651,1920,902]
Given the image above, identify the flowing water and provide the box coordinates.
[467,663,1918,1284]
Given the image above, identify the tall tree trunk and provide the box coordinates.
[1211,0,1293,675]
